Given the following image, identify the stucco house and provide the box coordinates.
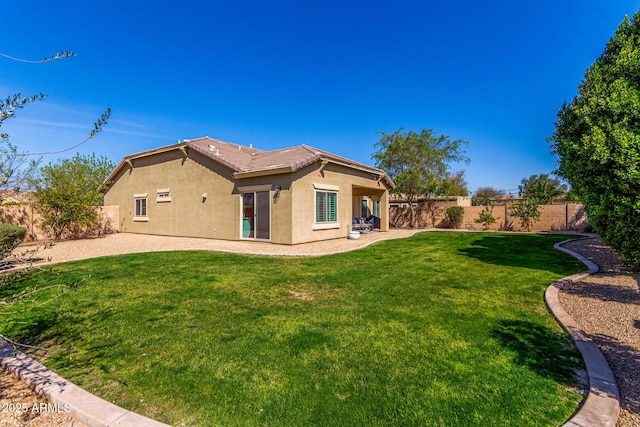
[101,137,394,245]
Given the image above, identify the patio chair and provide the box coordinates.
[352,217,373,233]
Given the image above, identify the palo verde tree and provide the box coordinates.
[508,173,564,232]
[550,10,640,268]
[372,128,469,227]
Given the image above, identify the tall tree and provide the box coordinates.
[33,153,114,240]
[518,174,567,205]
[372,128,469,227]
[550,11,640,268]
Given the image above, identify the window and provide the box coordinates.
[316,190,337,223]
[361,198,368,218]
[373,199,381,217]
[134,194,148,220]
[156,188,171,202]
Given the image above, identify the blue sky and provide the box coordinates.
[3,1,640,194]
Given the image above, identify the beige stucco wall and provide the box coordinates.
[231,173,295,244]
[290,162,389,244]
[103,148,391,245]
[103,149,241,240]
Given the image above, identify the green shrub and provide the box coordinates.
[549,11,640,268]
[509,200,541,232]
[474,205,498,230]
[0,224,26,261]
[445,206,464,229]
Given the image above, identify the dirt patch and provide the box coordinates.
[288,290,314,300]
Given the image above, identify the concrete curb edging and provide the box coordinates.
[0,340,170,427]
[547,238,620,427]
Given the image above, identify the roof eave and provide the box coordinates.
[319,156,395,189]
[233,166,294,179]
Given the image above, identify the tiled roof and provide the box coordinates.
[185,137,263,172]
[185,137,391,184]
[103,136,394,189]
[185,137,326,174]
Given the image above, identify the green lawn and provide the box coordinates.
[2,232,587,426]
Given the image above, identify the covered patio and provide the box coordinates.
[351,185,390,233]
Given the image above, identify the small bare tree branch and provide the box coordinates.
[0,93,48,126]
[0,332,49,351]
[0,108,111,157]
[0,51,76,64]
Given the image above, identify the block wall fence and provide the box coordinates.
[0,205,119,242]
[390,203,589,232]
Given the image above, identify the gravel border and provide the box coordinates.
[559,237,640,427]
[549,239,619,427]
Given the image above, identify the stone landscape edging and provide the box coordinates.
[546,238,620,427]
[0,340,170,427]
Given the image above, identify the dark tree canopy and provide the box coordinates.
[550,11,640,268]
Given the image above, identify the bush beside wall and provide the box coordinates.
[0,224,27,260]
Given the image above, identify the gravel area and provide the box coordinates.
[560,237,640,427]
[0,373,85,427]
[12,230,419,265]
[1,232,638,426]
